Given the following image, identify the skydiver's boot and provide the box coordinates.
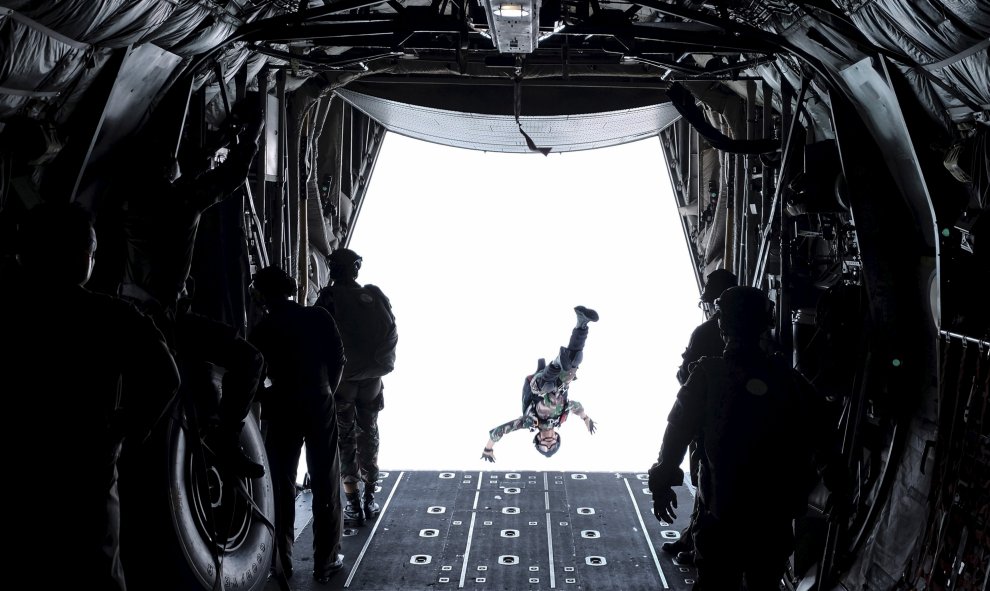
[574,306,599,328]
[211,420,265,479]
[363,486,381,521]
[559,307,599,371]
[344,491,365,527]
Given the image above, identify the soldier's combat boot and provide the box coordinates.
[313,553,344,584]
[675,551,696,566]
[574,306,599,328]
[363,488,381,521]
[344,491,365,527]
[661,538,691,556]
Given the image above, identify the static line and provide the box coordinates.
[458,471,483,588]
[623,477,669,589]
[344,471,405,588]
[544,472,556,588]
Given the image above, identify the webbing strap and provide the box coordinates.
[924,38,990,71]
[513,77,551,156]
[0,86,59,97]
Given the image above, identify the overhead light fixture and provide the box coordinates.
[494,3,528,17]
[482,0,541,54]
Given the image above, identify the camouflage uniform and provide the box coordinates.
[489,391,585,442]
[488,324,590,442]
[335,376,384,487]
[315,274,394,494]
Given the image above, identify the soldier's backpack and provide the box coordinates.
[521,358,570,428]
[325,283,398,380]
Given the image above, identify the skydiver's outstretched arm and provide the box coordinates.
[482,416,533,462]
[481,437,497,462]
[569,401,597,434]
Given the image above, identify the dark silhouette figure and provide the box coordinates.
[315,248,397,527]
[0,201,179,591]
[482,306,599,462]
[170,281,267,479]
[249,266,347,584]
[676,269,738,385]
[117,277,268,591]
[665,268,738,565]
[648,286,824,591]
[115,94,268,479]
[118,93,265,312]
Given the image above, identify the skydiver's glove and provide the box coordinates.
[584,416,597,434]
[647,462,684,523]
[652,486,678,524]
[481,448,495,463]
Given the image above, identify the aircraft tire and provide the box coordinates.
[167,414,275,591]
[121,413,274,591]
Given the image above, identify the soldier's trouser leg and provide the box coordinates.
[265,422,305,573]
[355,379,383,486]
[692,512,743,590]
[335,380,361,485]
[306,392,343,569]
[741,519,793,591]
[559,326,589,370]
[694,512,791,591]
[680,440,702,551]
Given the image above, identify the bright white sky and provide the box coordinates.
[339,132,701,474]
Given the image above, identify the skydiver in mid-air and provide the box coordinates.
[481,306,599,462]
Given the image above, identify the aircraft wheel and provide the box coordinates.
[167,415,275,591]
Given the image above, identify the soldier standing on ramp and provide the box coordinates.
[316,248,398,527]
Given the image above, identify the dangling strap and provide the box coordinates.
[514,77,551,156]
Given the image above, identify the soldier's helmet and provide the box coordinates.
[252,265,296,300]
[701,268,738,303]
[327,248,362,279]
[534,432,561,458]
[715,286,774,338]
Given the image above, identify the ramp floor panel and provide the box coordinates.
[263,471,696,591]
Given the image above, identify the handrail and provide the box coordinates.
[752,75,810,288]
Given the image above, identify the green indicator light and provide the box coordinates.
[941,228,950,237]
[892,358,901,367]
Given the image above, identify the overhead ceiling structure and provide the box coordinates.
[0,1,988,591]
[336,86,683,152]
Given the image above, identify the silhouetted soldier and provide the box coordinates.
[664,268,738,565]
[249,266,347,584]
[118,92,265,314]
[0,201,179,591]
[116,93,267,478]
[315,248,398,526]
[649,286,823,591]
[676,269,738,385]
[481,306,599,462]
[170,279,267,479]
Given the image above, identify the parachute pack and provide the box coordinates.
[325,283,398,380]
[521,358,570,428]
